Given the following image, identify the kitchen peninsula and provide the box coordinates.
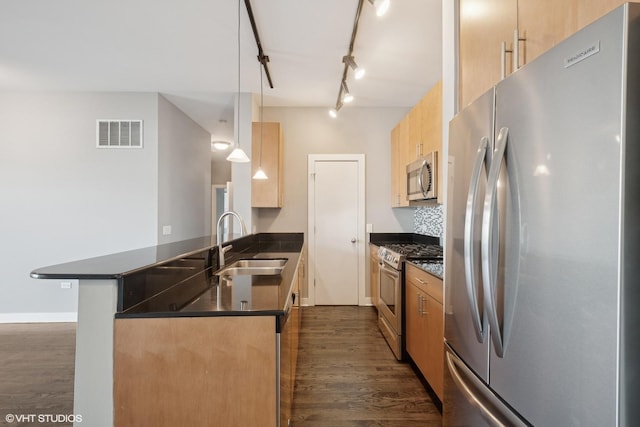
[31,233,304,427]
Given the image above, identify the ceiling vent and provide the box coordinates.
[96,120,143,148]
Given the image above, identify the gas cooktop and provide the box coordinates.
[378,243,443,269]
[383,243,443,259]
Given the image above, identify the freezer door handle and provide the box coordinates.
[464,136,489,342]
[482,127,509,357]
[446,346,528,427]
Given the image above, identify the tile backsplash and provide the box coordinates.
[414,205,444,239]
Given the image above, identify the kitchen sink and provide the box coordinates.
[215,258,288,276]
[229,258,287,268]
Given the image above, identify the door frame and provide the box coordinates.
[306,154,367,307]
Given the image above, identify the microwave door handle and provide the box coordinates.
[481,127,509,358]
[418,160,429,197]
[464,136,489,342]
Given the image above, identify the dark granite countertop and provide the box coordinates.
[369,232,440,247]
[407,260,443,280]
[30,235,228,280]
[117,250,301,319]
[31,232,304,322]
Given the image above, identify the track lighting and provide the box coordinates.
[368,0,390,16]
[343,56,365,80]
[341,81,354,103]
[329,0,388,116]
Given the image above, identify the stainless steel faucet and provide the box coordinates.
[216,210,248,268]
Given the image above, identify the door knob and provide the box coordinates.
[351,238,357,243]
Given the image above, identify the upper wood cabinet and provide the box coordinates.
[390,80,443,207]
[390,117,410,207]
[459,0,629,108]
[576,0,629,28]
[252,122,283,208]
[459,0,517,108]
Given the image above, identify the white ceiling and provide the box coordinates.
[0,0,442,143]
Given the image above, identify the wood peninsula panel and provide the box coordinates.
[114,316,276,427]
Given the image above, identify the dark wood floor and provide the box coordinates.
[0,307,440,426]
[291,306,442,426]
[0,322,75,426]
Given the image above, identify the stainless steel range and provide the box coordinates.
[377,243,443,360]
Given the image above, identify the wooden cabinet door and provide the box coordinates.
[408,105,422,162]
[459,0,518,108]
[420,80,442,156]
[405,282,428,373]
[369,245,380,307]
[425,294,444,400]
[517,0,577,65]
[252,122,283,208]
[576,0,627,30]
[390,125,401,207]
[390,117,410,208]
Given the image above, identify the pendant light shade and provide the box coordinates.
[253,167,268,179]
[227,147,251,162]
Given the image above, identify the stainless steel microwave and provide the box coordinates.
[406,152,437,201]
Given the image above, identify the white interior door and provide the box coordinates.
[308,155,365,306]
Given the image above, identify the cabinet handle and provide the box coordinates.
[500,41,513,80]
[416,277,427,285]
[513,29,526,72]
[417,294,422,316]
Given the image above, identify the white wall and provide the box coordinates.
[255,107,415,235]
[157,94,212,244]
[0,92,159,320]
[0,92,212,320]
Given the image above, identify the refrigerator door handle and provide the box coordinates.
[482,126,509,358]
[446,346,528,427]
[464,136,490,342]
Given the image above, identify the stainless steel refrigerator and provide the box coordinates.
[444,4,640,426]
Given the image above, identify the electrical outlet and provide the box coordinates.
[366,223,373,233]
[162,225,172,235]
[61,281,72,289]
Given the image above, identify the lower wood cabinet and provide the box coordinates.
[369,244,380,307]
[114,316,277,426]
[405,263,444,401]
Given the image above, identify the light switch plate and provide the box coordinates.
[162,225,172,235]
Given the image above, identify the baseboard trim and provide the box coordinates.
[0,312,78,323]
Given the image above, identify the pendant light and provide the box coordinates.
[253,60,268,180]
[227,0,250,163]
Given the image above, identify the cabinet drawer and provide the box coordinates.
[405,263,443,304]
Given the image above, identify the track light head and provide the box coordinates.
[343,56,366,80]
[368,0,390,16]
[341,81,354,103]
[329,102,343,118]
